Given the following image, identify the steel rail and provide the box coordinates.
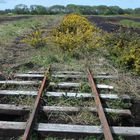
[22,66,50,140]
[87,68,113,140]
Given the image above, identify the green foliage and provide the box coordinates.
[30,5,47,15]
[21,27,46,48]
[104,31,140,74]
[31,53,59,67]
[46,96,95,107]
[46,96,85,106]
[49,5,66,14]
[109,6,124,14]
[0,95,35,106]
[51,14,104,53]
[79,82,92,93]
[0,17,44,44]
[84,136,104,140]
[1,4,140,15]
[106,99,131,109]
[14,4,29,14]
[134,8,140,15]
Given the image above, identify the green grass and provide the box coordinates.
[45,96,95,107]
[0,16,56,44]
[30,44,87,70]
[79,82,92,93]
[119,19,140,28]
[0,17,36,43]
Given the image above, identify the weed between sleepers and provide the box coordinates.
[17,133,125,140]
[38,109,100,125]
[44,96,95,107]
[103,99,132,109]
[0,95,35,106]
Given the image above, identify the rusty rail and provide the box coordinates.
[87,68,113,140]
[22,66,50,140]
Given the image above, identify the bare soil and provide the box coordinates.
[87,16,140,34]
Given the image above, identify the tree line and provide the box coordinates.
[0,4,140,15]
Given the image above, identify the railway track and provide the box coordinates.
[0,65,140,140]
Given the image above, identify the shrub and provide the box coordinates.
[21,27,46,48]
[51,14,104,52]
[122,40,140,73]
[105,30,140,74]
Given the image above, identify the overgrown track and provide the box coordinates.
[0,66,140,140]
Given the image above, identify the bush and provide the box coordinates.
[21,27,46,48]
[105,30,140,74]
[51,14,104,52]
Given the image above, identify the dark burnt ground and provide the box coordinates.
[0,15,33,23]
[96,16,140,23]
[87,16,140,34]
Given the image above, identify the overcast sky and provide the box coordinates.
[0,0,140,10]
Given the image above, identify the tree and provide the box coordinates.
[109,6,124,15]
[48,5,66,14]
[30,5,47,15]
[66,4,80,13]
[77,5,97,15]
[96,5,109,15]
[14,4,29,14]
[134,8,140,15]
[2,4,136,15]
[124,8,134,15]
[0,10,6,15]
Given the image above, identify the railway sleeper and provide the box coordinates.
[14,73,118,80]
[0,121,140,137]
[0,104,131,116]
[0,81,113,89]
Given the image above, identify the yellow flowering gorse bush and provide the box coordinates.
[21,27,46,48]
[105,31,140,73]
[51,14,104,51]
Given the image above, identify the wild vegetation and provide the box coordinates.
[0,17,42,44]
[0,4,140,15]
[21,14,140,74]
[21,27,46,48]
[0,13,140,140]
[51,14,104,52]
[104,31,140,74]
